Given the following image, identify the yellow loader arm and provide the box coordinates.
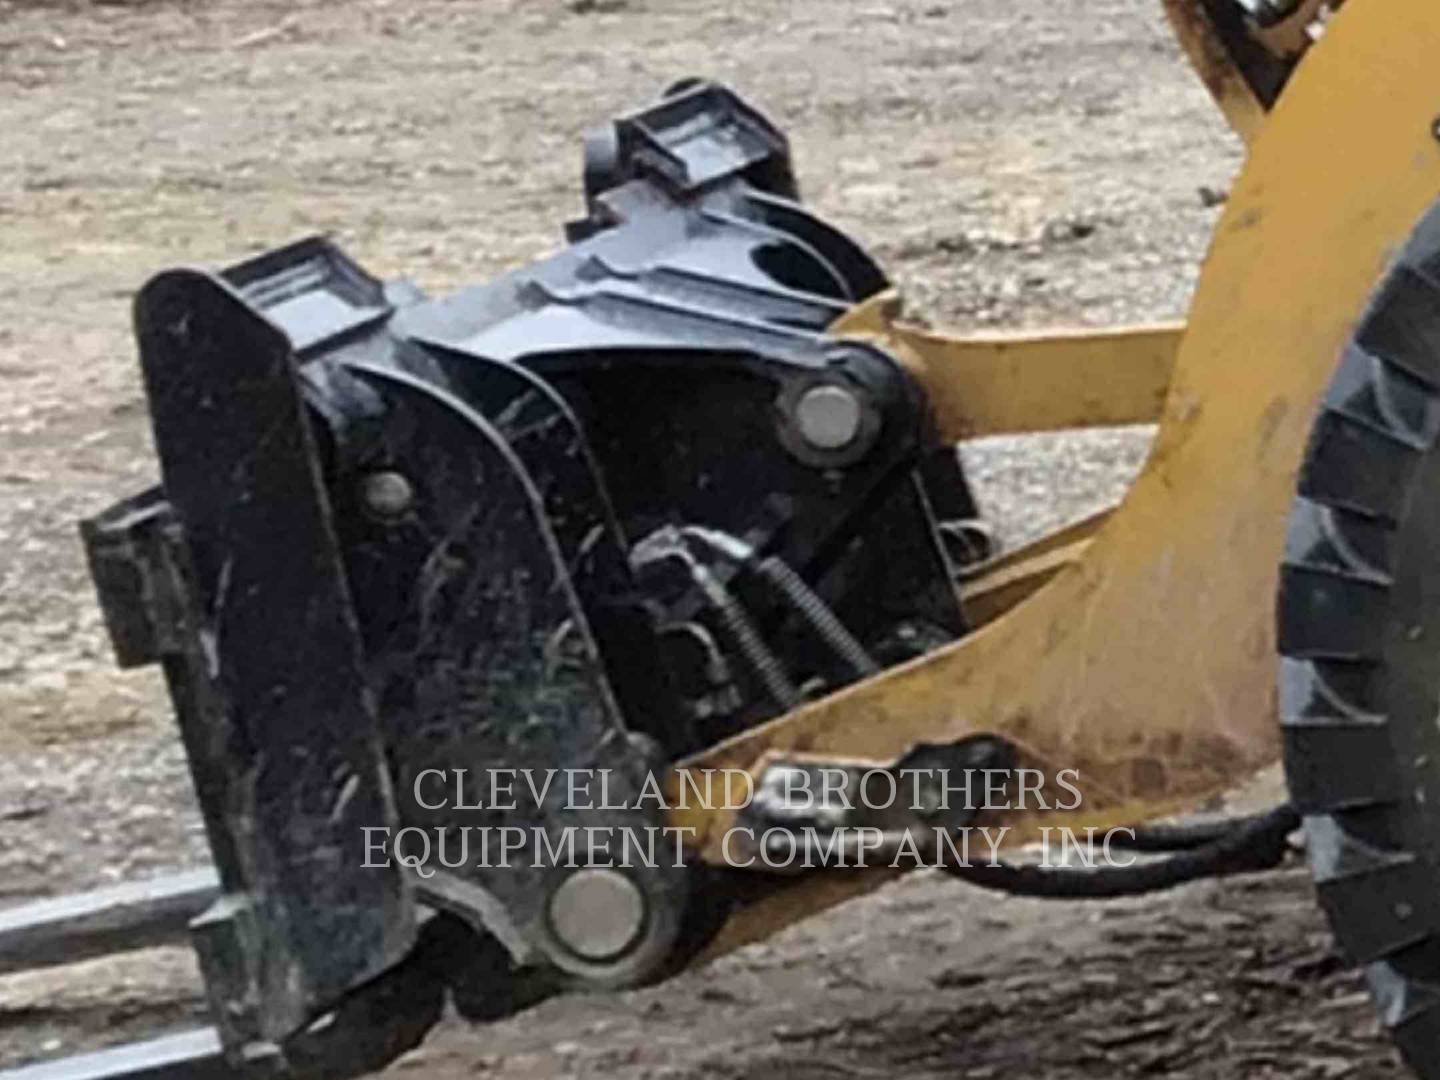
[669,6,1440,1076]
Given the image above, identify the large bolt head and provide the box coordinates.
[359,470,415,519]
[793,384,863,451]
[546,867,647,961]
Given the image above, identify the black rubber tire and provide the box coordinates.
[1277,200,1440,1077]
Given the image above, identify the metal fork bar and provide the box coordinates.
[0,1030,242,1080]
[0,869,219,977]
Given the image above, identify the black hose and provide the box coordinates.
[1109,811,1281,853]
[936,803,1299,899]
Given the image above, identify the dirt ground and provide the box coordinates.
[0,0,1410,1077]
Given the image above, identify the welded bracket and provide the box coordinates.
[125,272,414,1050]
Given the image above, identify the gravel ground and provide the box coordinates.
[0,1,1403,1077]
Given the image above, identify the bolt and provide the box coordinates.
[547,868,646,961]
[793,384,863,451]
[359,470,414,519]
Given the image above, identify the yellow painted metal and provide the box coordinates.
[957,509,1117,630]
[958,509,1115,627]
[834,295,1180,439]
[693,872,903,964]
[1251,0,1331,58]
[668,0,1440,874]
[961,537,1092,628]
[968,507,1113,576]
[1162,0,1339,141]
[1162,0,1270,142]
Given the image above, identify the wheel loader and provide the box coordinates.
[5,0,1440,1076]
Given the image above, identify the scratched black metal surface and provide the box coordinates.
[405,347,674,748]
[130,272,412,1045]
[76,80,980,1076]
[330,366,688,977]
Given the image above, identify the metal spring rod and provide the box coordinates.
[685,557,803,711]
[680,527,877,680]
[0,868,220,977]
[752,555,879,678]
